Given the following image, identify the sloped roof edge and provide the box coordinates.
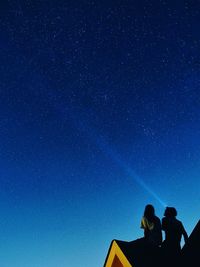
[104,240,132,267]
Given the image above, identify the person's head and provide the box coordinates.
[144,204,155,220]
[164,207,177,218]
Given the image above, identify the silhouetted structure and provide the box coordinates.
[104,220,200,267]
[181,220,200,267]
[104,238,162,267]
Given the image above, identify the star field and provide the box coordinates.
[1,1,200,266]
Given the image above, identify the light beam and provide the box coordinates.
[40,88,167,207]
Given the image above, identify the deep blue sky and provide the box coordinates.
[1,1,200,266]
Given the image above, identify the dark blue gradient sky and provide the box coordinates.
[1,1,200,266]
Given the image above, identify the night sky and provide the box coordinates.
[1,1,200,266]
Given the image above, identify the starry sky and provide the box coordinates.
[1,1,200,266]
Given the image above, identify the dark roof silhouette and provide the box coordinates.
[103,240,133,267]
[104,220,200,267]
[104,238,161,267]
[181,220,200,266]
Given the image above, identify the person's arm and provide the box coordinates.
[141,217,148,238]
[182,224,188,243]
[144,229,149,238]
[158,219,163,244]
[161,218,166,230]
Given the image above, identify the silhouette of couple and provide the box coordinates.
[140,204,188,265]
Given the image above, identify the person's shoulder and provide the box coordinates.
[173,218,184,228]
[176,219,184,226]
[175,218,182,224]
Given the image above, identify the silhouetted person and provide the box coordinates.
[140,204,162,267]
[161,207,188,265]
[141,204,162,247]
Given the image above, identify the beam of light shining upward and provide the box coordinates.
[93,133,167,208]
[36,87,167,207]
[68,107,166,208]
